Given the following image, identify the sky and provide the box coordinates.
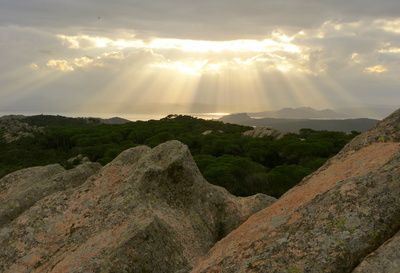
[1,0,400,116]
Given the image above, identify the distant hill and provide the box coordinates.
[247,106,398,120]
[219,114,379,133]
[98,117,132,124]
[219,113,252,123]
[0,114,131,126]
[249,107,348,119]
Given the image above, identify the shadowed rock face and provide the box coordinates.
[352,230,400,273]
[192,108,400,273]
[0,141,276,273]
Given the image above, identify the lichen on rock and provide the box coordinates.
[0,161,102,229]
[191,108,400,273]
[352,230,400,273]
[0,140,275,272]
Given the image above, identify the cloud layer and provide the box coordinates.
[0,1,399,114]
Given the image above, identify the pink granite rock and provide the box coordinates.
[192,109,400,273]
[0,141,275,272]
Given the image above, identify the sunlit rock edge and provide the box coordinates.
[191,108,400,273]
[0,140,276,272]
[0,108,399,272]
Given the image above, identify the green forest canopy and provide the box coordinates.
[0,114,360,198]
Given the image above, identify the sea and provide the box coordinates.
[0,111,230,121]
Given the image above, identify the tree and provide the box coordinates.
[266,165,311,197]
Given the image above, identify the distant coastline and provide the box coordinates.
[2,105,398,122]
[0,112,230,122]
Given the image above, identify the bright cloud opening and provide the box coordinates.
[29,63,40,70]
[12,17,397,115]
[46,59,74,72]
[50,32,307,76]
[74,56,94,67]
[364,65,388,74]
[149,38,300,53]
[57,33,301,54]
[2,0,400,117]
[375,19,400,34]
[378,47,400,53]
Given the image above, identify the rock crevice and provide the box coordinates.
[0,140,276,272]
[191,109,400,272]
[2,108,400,272]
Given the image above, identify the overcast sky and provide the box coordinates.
[1,0,399,116]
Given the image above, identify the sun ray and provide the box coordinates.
[277,72,324,109]
[29,30,352,116]
[317,74,375,116]
[80,68,156,114]
[0,64,72,110]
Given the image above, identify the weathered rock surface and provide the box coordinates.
[192,108,400,273]
[67,154,91,166]
[0,162,102,228]
[0,141,276,272]
[352,230,400,273]
[0,118,45,143]
[243,127,282,139]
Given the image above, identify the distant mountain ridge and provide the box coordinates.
[244,118,379,133]
[219,109,380,133]
[247,106,398,120]
[0,114,131,126]
[249,107,348,119]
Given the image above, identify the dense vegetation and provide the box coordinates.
[0,114,359,198]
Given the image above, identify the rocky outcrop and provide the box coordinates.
[243,127,282,139]
[0,141,275,272]
[202,130,223,135]
[66,154,91,166]
[3,108,399,273]
[0,162,102,228]
[192,108,400,272]
[0,118,45,143]
[352,230,400,273]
